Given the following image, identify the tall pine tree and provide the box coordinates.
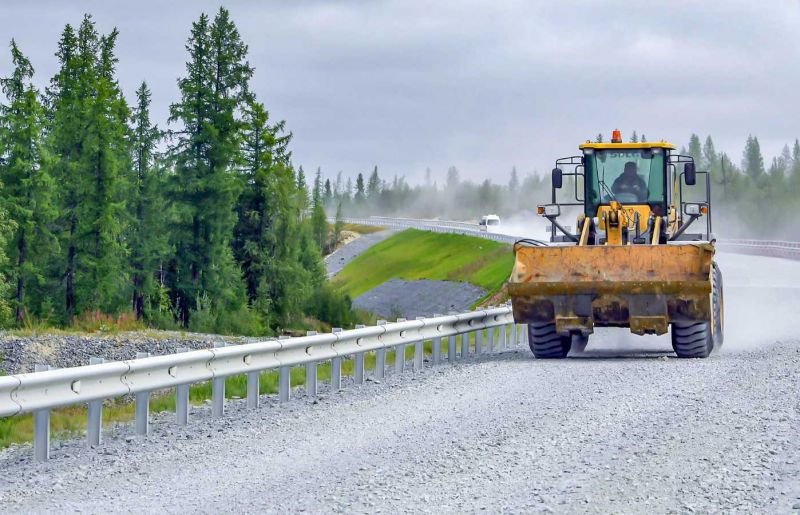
[167,8,253,325]
[46,16,131,322]
[129,82,169,319]
[0,40,53,323]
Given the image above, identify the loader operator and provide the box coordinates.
[612,161,648,202]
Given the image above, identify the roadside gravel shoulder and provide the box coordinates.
[1,338,797,514]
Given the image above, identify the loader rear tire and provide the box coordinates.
[528,323,572,359]
[671,321,712,358]
[712,262,724,349]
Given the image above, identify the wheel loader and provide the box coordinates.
[508,130,723,358]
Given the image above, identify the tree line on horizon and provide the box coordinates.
[0,9,355,333]
[323,131,800,239]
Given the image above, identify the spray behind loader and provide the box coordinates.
[508,130,723,358]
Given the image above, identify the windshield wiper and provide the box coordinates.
[599,165,621,205]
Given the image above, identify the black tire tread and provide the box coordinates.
[528,323,571,359]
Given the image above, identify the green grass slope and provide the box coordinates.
[333,229,514,299]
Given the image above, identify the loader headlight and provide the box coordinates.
[537,204,561,217]
[684,203,708,216]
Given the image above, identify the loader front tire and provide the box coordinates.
[528,323,572,359]
[671,321,712,358]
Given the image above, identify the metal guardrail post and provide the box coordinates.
[488,326,495,353]
[511,324,518,347]
[86,357,104,446]
[212,342,226,417]
[33,364,51,461]
[278,336,291,403]
[247,369,260,409]
[354,324,366,384]
[135,352,151,436]
[376,320,387,379]
[499,324,507,349]
[331,328,343,391]
[414,317,425,372]
[395,318,407,374]
[176,347,190,426]
[475,328,483,356]
[461,332,470,358]
[431,314,443,366]
[448,335,456,364]
[305,331,318,397]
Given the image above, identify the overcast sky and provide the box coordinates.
[1,0,799,183]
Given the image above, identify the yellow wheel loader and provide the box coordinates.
[508,130,723,358]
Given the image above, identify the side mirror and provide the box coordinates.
[684,162,696,186]
[552,168,563,189]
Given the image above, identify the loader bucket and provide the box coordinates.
[507,243,715,335]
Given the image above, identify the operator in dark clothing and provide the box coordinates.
[611,161,648,202]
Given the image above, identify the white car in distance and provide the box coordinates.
[479,214,501,232]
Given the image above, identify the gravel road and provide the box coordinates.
[325,229,398,277]
[0,252,798,514]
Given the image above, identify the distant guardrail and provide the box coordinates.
[0,307,523,461]
[340,216,800,260]
[340,216,519,244]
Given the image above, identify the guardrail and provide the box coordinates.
[340,216,800,260]
[340,216,519,244]
[0,307,524,461]
[715,239,800,260]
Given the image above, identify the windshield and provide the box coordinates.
[583,148,666,215]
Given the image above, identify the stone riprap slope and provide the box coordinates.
[353,278,487,319]
[0,332,258,375]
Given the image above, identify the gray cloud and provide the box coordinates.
[1,0,798,182]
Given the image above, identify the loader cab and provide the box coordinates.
[542,133,712,244]
[582,145,668,216]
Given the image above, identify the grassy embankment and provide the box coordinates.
[333,228,514,305]
[0,228,516,449]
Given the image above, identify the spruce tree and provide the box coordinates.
[702,136,717,170]
[233,98,305,327]
[367,166,381,201]
[0,40,55,323]
[354,173,365,204]
[687,134,702,169]
[742,135,765,180]
[311,168,328,251]
[508,166,519,190]
[168,8,253,325]
[129,82,169,319]
[323,178,333,207]
[46,16,131,321]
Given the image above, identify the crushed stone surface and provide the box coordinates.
[353,278,487,319]
[0,331,259,375]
